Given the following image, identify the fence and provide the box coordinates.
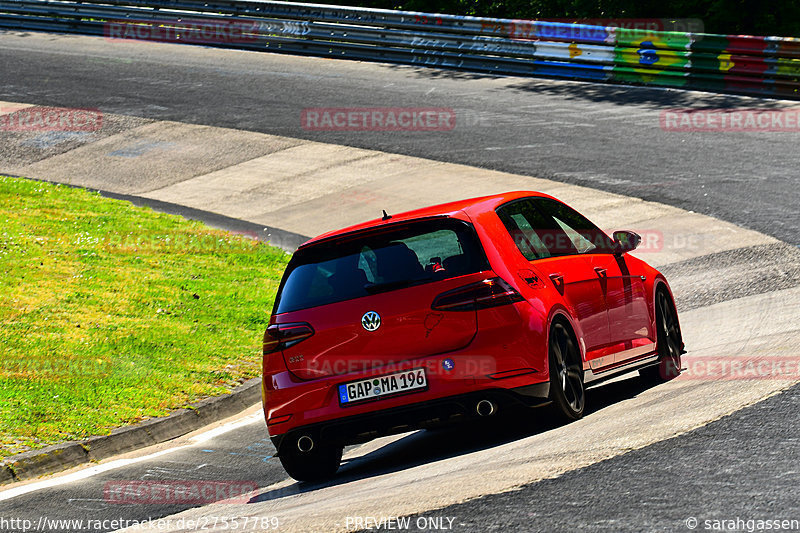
[1,0,799,99]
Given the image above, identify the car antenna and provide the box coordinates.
[382,210,392,221]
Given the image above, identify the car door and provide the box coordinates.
[583,253,655,363]
[495,199,611,365]
[533,198,655,367]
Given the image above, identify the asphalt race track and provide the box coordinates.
[1,31,799,246]
[1,30,799,533]
[379,382,800,532]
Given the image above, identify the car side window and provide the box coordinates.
[533,198,614,254]
[551,215,597,254]
[496,199,579,259]
[508,213,551,259]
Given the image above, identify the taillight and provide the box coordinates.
[431,277,524,312]
[263,322,314,354]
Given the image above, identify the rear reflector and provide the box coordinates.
[431,277,524,312]
[267,414,293,426]
[263,322,314,354]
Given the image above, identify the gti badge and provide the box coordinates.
[361,311,381,332]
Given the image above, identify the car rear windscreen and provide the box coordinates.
[273,218,490,314]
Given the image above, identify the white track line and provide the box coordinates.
[0,412,264,502]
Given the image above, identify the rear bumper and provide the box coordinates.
[270,383,550,454]
[264,347,549,439]
[263,300,550,448]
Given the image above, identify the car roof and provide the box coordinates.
[300,190,551,248]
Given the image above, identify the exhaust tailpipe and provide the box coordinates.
[476,399,497,417]
[297,435,314,453]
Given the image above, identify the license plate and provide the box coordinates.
[338,368,427,406]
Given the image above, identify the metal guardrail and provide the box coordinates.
[1,0,799,99]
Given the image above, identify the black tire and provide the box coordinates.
[279,441,343,482]
[640,288,683,383]
[548,321,585,421]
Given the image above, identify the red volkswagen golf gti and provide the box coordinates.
[263,191,683,481]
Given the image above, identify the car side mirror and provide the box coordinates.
[612,230,641,255]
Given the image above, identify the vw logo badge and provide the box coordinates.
[361,311,381,332]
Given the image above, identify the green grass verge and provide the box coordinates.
[0,176,290,460]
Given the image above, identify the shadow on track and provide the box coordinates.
[377,63,790,109]
[248,373,660,503]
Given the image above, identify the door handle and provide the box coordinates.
[548,272,564,294]
[594,267,607,277]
